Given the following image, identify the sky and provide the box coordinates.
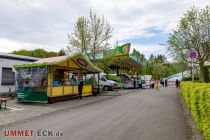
[0,0,209,60]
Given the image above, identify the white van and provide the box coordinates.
[86,73,117,91]
[98,73,117,91]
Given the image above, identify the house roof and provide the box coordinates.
[14,52,102,73]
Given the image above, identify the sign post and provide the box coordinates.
[189,51,197,82]
[192,59,194,82]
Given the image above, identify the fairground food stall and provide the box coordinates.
[102,43,144,88]
[14,53,102,103]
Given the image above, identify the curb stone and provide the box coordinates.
[177,88,204,140]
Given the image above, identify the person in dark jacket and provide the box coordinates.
[138,78,142,89]
[133,78,136,89]
[78,78,84,99]
[176,79,179,88]
[165,79,168,87]
[160,79,164,87]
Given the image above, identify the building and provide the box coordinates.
[0,52,39,95]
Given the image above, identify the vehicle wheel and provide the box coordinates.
[103,86,109,91]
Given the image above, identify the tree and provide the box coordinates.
[12,49,58,58]
[12,49,32,57]
[167,6,210,82]
[31,49,47,58]
[149,54,154,61]
[48,51,59,57]
[152,64,166,80]
[140,53,187,80]
[68,10,113,60]
[58,49,66,56]
[68,16,90,56]
[88,10,113,60]
[150,54,167,64]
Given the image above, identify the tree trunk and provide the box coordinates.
[116,67,119,76]
[199,62,207,82]
[205,67,209,82]
[181,71,183,79]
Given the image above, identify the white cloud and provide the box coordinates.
[87,0,209,41]
[0,38,64,53]
[130,44,169,59]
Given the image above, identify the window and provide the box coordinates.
[100,77,106,81]
[1,68,15,85]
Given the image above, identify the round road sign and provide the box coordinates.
[189,51,197,59]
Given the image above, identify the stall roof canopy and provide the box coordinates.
[121,56,142,69]
[14,53,102,73]
[103,43,147,70]
[112,55,142,70]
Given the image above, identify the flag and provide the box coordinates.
[131,49,140,61]
[115,43,130,56]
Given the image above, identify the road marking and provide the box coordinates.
[6,107,24,111]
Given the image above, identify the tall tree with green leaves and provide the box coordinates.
[167,6,210,82]
[68,16,90,56]
[68,10,113,60]
[88,10,113,60]
[151,54,167,64]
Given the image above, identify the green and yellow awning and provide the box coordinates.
[14,52,102,73]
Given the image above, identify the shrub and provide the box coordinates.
[180,82,210,140]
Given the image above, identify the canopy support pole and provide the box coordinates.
[50,66,53,97]
[97,73,100,94]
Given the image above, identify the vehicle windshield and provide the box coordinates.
[104,75,110,80]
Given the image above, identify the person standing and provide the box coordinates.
[165,79,168,87]
[149,80,152,88]
[151,80,155,89]
[138,78,142,89]
[155,80,160,92]
[160,79,164,87]
[78,77,84,99]
[133,78,136,89]
[176,79,179,88]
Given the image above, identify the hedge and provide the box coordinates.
[180,82,210,140]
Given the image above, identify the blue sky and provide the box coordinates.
[121,28,168,45]
[0,0,209,60]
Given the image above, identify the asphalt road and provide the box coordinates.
[0,87,188,140]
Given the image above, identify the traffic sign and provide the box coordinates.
[189,51,197,59]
